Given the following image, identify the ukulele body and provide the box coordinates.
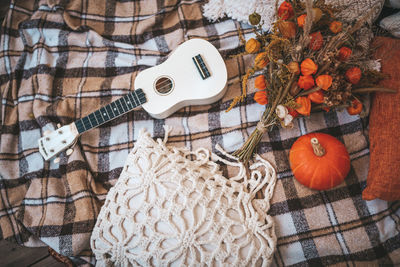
[136,38,227,119]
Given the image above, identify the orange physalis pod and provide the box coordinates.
[300,58,318,76]
[297,14,307,27]
[347,99,363,115]
[254,52,269,69]
[278,1,294,20]
[298,75,315,90]
[288,61,300,75]
[308,90,325,104]
[345,67,362,84]
[278,21,297,39]
[338,47,352,61]
[254,91,268,105]
[316,75,333,90]
[254,75,267,90]
[245,38,261,54]
[311,8,323,23]
[249,12,261,25]
[329,21,343,34]
[309,32,324,51]
[295,96,311,116]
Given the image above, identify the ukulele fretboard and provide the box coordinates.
[192,54,210,80]
[75,89,146,134]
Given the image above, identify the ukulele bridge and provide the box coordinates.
[192,54,210,80]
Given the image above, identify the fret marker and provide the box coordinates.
[114,108,116,111]
[103,113,106,116]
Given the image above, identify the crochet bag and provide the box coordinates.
[90,129,277,266]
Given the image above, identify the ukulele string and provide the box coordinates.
[133,78,173,96]
[154,78,173,91]
[81,90,148,129]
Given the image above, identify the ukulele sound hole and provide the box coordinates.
[155,76,174,95]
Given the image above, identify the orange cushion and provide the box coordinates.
[362,37,400,201]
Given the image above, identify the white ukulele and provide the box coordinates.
[38,38,227,161]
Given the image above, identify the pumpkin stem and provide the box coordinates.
[311,137,325,157]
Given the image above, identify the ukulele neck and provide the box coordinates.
[74,89,146,134]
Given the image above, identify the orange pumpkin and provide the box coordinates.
[254,75,267,90]
[297,14,307,27]
[289,133,350,190]
[345,67,362,84]
[309,32,324,51]
[254,52,269,68]
[338,47,352,61]
[245,38,261,54]
[295,96,311,116]
[278,21,297,39]
[278,1,294,20]
[298,75,315,90]
[288,61,300,75]
[301,58,318,76]
[254,90,268,105]
[316,74,333,90]
[329,21,343,34]
[308,90,324,104]
[347,99,363,115]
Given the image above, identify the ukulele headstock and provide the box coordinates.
[38,123,79,161]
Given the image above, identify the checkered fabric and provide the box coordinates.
[0,0,399,266]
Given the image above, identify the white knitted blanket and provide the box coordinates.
[203,0,384,29]
[91,128,277,266]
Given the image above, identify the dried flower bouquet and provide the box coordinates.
[229,0,396,162]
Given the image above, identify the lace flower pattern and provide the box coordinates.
[91,129,277,266]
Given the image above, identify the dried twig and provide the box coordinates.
[352,87,397,94]
[292,0,313,62]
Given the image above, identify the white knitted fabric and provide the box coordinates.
[202,0,384,29]
[90,128,277,266]
[203,0,280,29]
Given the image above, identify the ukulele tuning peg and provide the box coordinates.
[57,123,61,128]
[43,130,51,136]
[53,157,60,164]
[66,148,73,156]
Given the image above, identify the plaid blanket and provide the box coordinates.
[0,0,399,266]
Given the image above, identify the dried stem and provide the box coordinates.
[348,8,376,35]
[352,87,397,94]
[311,104,347,111]
[298,86,321,97]
[303,0,314,37]
[292,0,313,62]
[233,128,265,162]
[266,73,296,123]
[315,60,333,76]
[311,137,325,157]
[233,107,276,162]
[234,74,296,162]
[278,74,297,104]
